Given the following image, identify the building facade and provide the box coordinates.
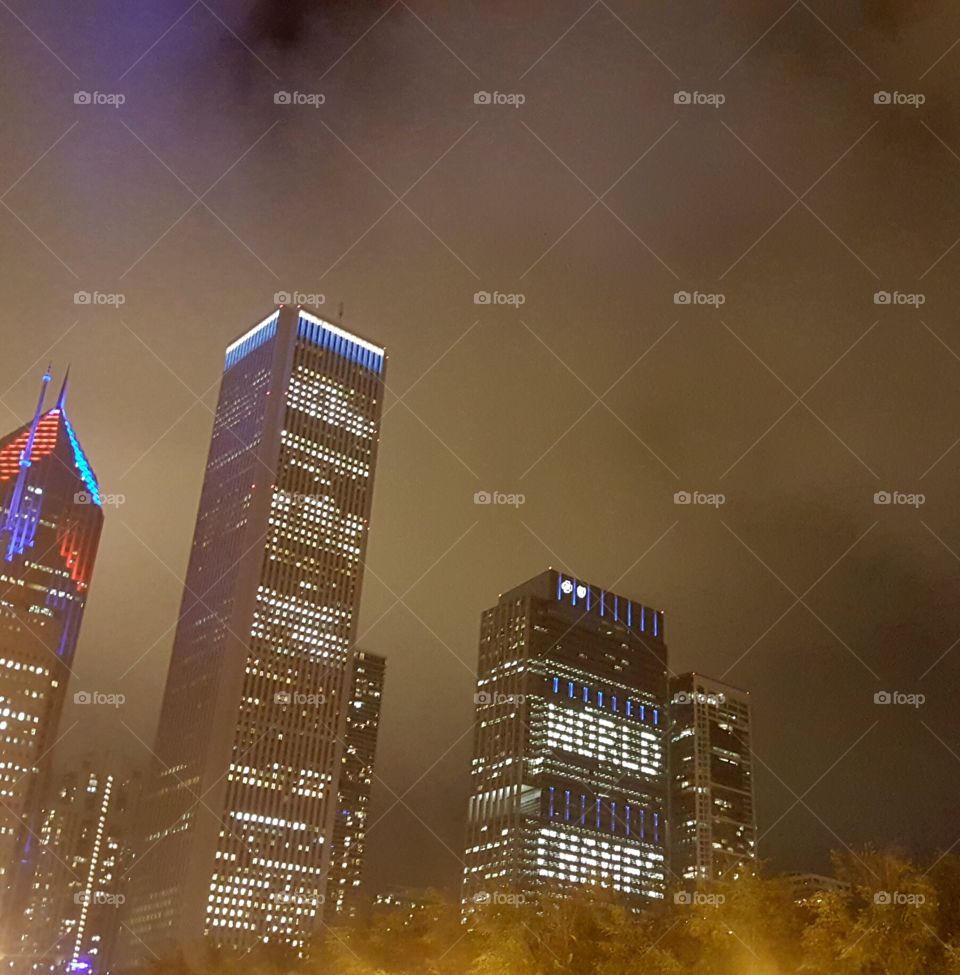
[124,307,386,960]
[328,649,385,917]
[0,373,103,945]
[669,673,756,887]
[19,761,141,975]
[462,570,669,907]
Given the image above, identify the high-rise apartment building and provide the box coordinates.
[19,761,141,975]
[327,649,385,917]
[462,570,669,907]
[124,307,386,960]
[668,673,756,887]
[0,373,103,940]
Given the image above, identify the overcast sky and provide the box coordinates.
[3,0,960,894]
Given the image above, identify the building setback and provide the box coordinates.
[0,373,103,949]
[462,570,669,907]
[123,307,385,960]
[19,761,141,975]
[669,673,756,887]
[327,649,385,917]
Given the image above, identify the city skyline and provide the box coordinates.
[3,0,960,955]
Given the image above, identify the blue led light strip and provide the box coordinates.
[61,412,100,507]
[224,312,279,371]
[297,312,384,375]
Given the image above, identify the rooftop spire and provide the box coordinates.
[55,367,69,410]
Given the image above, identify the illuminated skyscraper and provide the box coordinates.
[462,570,669,907]
[0,372,103,944]
[19,760,141,975]
[328,649,385,917]
[668,673,756,887]
[124,307,386,960]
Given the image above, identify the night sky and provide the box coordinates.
[3,0,960,896]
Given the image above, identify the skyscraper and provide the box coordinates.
[668,673,756,887]
[327,649,385,917]
[124,306,386,959]
[19,760,141,975]
[462,570,669,907]
[0,372,103,941]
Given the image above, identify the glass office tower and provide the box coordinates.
[125,307,385,959]
[463,570,669,907]
[0,373,103,949]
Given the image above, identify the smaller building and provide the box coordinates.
[19,760,141,975]
[669,673,756,887]
[328,650,386,917]
[785,872,851,902]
